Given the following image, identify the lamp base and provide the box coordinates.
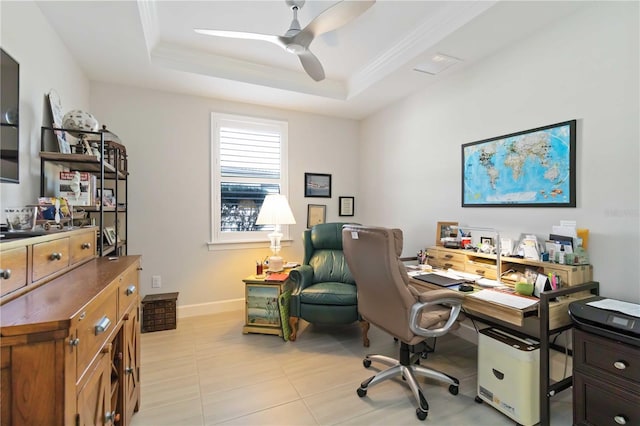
[267,255,284,272]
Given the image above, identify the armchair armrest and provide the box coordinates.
[408,289,464,338]
[289,265,314,295]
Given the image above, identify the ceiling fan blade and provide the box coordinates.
[194,29,286,49]
[297,50,325,82]
[301,0,375,40]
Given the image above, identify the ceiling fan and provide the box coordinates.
[194,0,375,82]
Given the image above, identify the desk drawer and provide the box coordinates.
[465,259,497,279]
[574,329,640,386]
[0,246,28,297]
[70,232,96,265]
[74,288,118,381]
[431,250,466,270]
[32,238,70,282]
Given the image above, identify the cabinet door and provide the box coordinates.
[122,304,141,423]
[77,351,112,426]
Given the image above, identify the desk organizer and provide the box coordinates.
[141,292,179,332]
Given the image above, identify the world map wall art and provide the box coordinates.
[462,120,576,207]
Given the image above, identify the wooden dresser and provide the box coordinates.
[573,328,640,425]
[1,229,141,425]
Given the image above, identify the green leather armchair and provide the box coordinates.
[288,222,370,346]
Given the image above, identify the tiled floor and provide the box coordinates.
[131,310,573,425]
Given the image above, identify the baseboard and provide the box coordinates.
[177,298,244,318]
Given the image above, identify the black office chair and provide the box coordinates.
[342,224,465,421]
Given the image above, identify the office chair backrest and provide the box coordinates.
[304,222,355,285]
[342,225,419,343]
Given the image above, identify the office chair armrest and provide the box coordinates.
[408,296,463,338]
[414,288,464,304]
[289,265,314,295]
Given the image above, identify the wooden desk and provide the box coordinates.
[410,275,599,426]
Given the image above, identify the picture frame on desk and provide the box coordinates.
[103,226,116,245]
[480,236,493,246]
[436,221,458,246]
[97,188,115,207]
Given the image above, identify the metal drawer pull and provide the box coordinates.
[126,285,136,296]
[105,411,119,423]
[125,367,134,374]
[0,269,11,279]
[613,361,628,370]
[81,242,91,249]
[50,252,62,261]
[614,415,627,425]
[69,338,80,347]
[95,316,111,335]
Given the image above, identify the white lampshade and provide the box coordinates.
[256,194,296,226]
[256,194,295,272]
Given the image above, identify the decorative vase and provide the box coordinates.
[62,109,99,137]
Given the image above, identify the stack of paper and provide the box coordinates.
[469,289,539,309]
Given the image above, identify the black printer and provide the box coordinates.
[569,296,640,347]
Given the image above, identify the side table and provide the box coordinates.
[241,274,291,336]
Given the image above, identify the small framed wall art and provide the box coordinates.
[307,204,326,228]
[339,196,354,216]
[435,221,458,246]
[304,173,331,198]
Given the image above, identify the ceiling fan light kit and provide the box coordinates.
[194,0,375,82]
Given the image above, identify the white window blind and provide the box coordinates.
[210,113,289,248]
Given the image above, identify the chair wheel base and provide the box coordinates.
[416,408,428,421]
[363,359,371,368]
[449,384,459,395]
[357,387,367,397]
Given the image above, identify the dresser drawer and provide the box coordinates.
[0,246,28,297]
[573,371,640,426]
[70,232,96,265]
[118,264,140,318]
[574,329,640,385]
[465,259,497,279]
[32,238,70,282]
[74,288,118,380]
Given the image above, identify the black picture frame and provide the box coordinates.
[339,196,354,216]
[304,173,331,198]
[461,120,576,207]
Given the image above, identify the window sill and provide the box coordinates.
[207,239,292,251]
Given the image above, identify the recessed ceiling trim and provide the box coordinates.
[150,43,347,100]
[137,0,160,58]
[348,0,497,98]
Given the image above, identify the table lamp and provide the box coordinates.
[453,225,502,284]
[255,194,296,272]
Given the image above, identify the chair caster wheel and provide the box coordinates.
[449,384,459,395]
[416,408,428,421]
[475,396,483,404]
[363,359,371,368]
[357,387,367,397]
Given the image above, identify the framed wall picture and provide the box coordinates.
[304,173,331,198]
[307,204,326,228]
[462,120,576,207]
[339,196,354,216]
[436,221,458,246]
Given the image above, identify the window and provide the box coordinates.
[210,113,289,247]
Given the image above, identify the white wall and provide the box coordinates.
[89,83,360,313]
[0,1,89,210]
[360,2,640,302]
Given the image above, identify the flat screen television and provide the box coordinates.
[1,47,20,183]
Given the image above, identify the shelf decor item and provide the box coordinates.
[462,120,576,207]
[62,109,99,154]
